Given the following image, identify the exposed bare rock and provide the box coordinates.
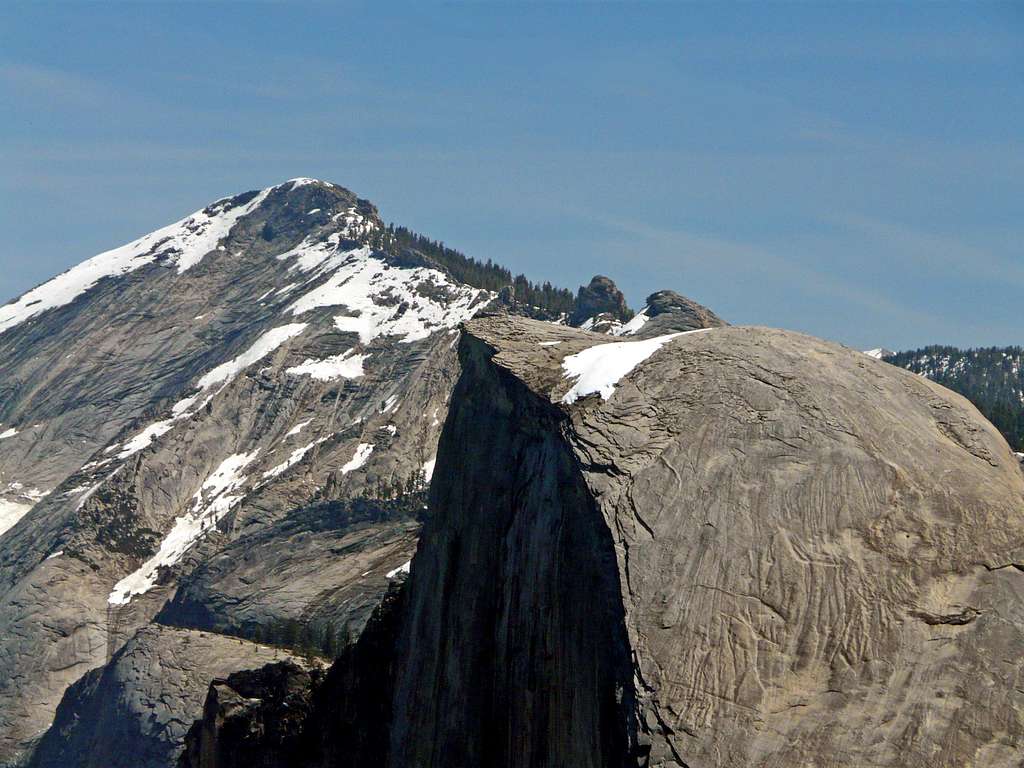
[158,498,421,649]
[0,179,475,765]
[28,625,306,768]
[178,661,321,768]
[180,583,406,768]
[570,275,631,327]
[627,289,726,338]
[386,317,1024,767]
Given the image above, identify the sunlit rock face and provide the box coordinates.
[0,178,487,766]
[184,315,1024,768]
[390,317,1024,768]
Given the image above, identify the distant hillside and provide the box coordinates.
[885,345,1024,451]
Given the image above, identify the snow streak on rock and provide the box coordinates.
[286,350,368,381]
[108,450,260,604]
[0,188,271,335]
[561,330,709,404]
[0,499,32,539]
[114,324,308,461]
[341,443,374,474]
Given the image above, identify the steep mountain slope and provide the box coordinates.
[883,346,1024,451]
[185,317,1024,767]
[0,178,486,765]
[0,179,724,766]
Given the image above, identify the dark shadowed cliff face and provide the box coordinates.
[388,324,639,768]
[183,316,1024,768]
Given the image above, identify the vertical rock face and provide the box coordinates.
[388,326,638,767]
[179,317,1024,767]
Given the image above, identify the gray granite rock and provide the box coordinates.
[28,625,307,768]
[0,179,479,765]
[388,317,1024,767]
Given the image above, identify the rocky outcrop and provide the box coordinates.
[627,289,725,338]
[570,275,631,328]
[28,626,307,768]
[180,582,406,768]
[178,661,322,768]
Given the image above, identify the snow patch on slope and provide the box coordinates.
[0,188,270,336]
[108,450,260,604]
[286,419,312,437]
[286,350,368,381]
[386,560,412,579]
[561,330,709,404]
[341,443,374,474]
[863,348,893,360]
[283,241,486,344]
[611,309,649,337]
[197,323,308,389]
[0,499,32,539]
[114,324,307,460]
[262,438,328,479]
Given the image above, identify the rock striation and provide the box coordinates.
[0,179,478,765]
[184,315,1024,767]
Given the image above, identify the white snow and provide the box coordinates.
[307,208,321,215]
[108,450,259,604]
[0,188,270,336]
[422,457,437,482]
[340,443,374,474]
[382,395,399,414]
[386,560,411,579]
[286,419,312,437]
[863,348,890,359]
[117,419,176,459]
[561,330,709,404]
[0,499,32,539]
[262,438,327,479]
[611,309,649,337]
[75,475,111,512]
[286,350,368,381]
[282,241,486,344]
[45,550,63,560]
[197,323,308,389]
[382,424,397,436]
[538,341,562,347]
[0,428,18,440]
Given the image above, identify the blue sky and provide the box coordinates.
[1,2,1020,350]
